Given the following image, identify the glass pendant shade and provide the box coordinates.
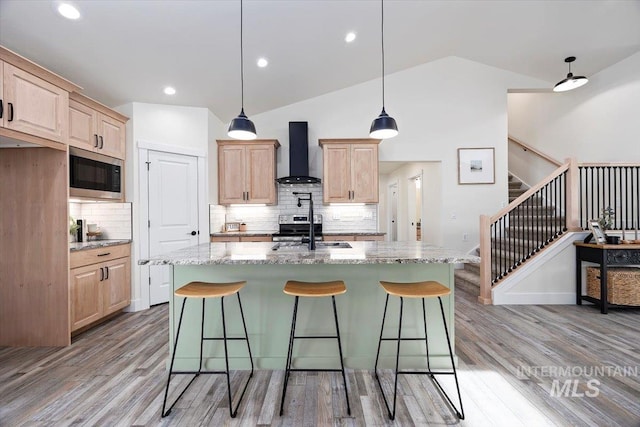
[553,56,588,92]
[370,108,398,139]
[228,108,256,140]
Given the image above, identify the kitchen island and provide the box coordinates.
[140,241,479,370]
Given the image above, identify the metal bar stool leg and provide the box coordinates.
[280,295,299,416]
[374,295,404,420]
[432,296,465,420]
[162,298,199,417]
[237,292,254,374]
[374,294,390,375]
[331,295,351,416]
[422,298,431,372]
[199,298,205,372]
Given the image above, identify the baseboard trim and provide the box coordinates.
[493,292,575,305]
[124,298,149,313]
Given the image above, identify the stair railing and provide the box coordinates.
[578,164,640,231]
[479,158,579,304]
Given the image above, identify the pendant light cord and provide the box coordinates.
[381,0,386,109]
[240,0,245,111]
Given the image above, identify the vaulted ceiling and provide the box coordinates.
[1,0,639,122]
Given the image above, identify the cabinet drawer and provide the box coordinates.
[240,236,272,242]
[70,243,131,269]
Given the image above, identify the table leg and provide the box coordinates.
[600,263,608,314]
[576,251,582,305]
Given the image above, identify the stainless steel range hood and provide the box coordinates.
[276,121,321,184]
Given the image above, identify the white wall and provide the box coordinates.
[115,102,213,311]
[509,52,640,162]
[246,56,548,252]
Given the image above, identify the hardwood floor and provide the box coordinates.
[1,280,639,426]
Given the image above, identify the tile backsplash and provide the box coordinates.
[210,184,377,233]
[69,202,132,240]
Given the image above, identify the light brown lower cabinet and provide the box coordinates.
[69,244,131,332]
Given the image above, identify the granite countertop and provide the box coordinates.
[210,230,277,237]
[70,239,132,252]
[139,241,480,266]
[322,232,386,236]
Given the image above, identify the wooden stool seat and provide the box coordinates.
[283,280,346,297]
[379,280,450,299]
[175,281,246,298]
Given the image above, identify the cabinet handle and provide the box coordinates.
[97,252,111,257]
[100,267,104,281]
[8,103,14,122]
[105,266,109,280]
[0,99,3,119]
[246,191,249,201]
[99,135,104,149]
[94,134,99,148]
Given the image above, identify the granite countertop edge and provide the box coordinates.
[70,239,132,252]
[139,242,480,266]
[211,231,277,237]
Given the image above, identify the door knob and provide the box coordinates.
[190,231,197,236]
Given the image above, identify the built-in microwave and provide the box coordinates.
[69,147,123,200]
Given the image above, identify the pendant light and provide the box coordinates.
[553,56,588,92]
[369,0,398,139]
[228,0,257,140]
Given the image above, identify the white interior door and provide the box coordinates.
[148,150,199,305]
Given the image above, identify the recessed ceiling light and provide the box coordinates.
[58,3,80,20]
[345,32,357,43]
[163,86,176,95]
[257,58,268,68]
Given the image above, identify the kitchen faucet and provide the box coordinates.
[293,191,315,250]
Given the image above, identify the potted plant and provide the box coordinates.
[69,216,79,242]
[598,206,619,244]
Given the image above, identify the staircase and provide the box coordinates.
[461,173,563,292]
[508,174,527,202]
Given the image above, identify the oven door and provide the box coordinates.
[69,147,123,200]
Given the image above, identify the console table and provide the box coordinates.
[574,242,640,314]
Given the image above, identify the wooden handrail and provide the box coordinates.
[508,136,562,167]
[579,162,640,167]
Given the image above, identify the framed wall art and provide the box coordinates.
[458,147,495,184]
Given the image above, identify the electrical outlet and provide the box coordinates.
[463,233,468,241]
[451,212,457,220]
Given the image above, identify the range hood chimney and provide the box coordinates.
[276,121,321,184]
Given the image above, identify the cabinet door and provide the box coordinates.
[69,99,98,151]
[3,63,68,143]
[351,144,379,203]
[98,114,126,159]
[323,144,351,203]
[70,265,102,331]
[218,145,247,204]
[246,144,277,204]
[103,257,131,315]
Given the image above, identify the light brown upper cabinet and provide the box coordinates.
[217,140,280,205]
[69,93,127,159]
[0,60,69,144]
[319,138,381,203]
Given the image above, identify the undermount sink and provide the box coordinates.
[271,242,352,250]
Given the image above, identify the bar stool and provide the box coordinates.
[161,281,254,418]
[279,280,351,416]
[374,280,464,420]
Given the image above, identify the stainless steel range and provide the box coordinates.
[271,214,322,242]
